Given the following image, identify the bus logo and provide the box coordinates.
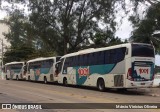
[35,69,41,76]
[78,67,89,77]
[139,68,148,74]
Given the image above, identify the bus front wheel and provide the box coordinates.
[16,75,19,81]
[44,77,47,84]
[63,78,67,86]
[97,79,105,92]
[28,76,31,81]
[6,75,9,80]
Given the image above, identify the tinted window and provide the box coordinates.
[62,47,126,68]
[104,47,126,64]
[115,47,126,62]
[42,59,54,68]
[11,64,23,69]
[110,49,116,63]
[83,54,89,66]
[71,56,75,66]
[105,50,110,64]
[97,51,105,64]
[132,44,154,57]
[79,55,84,66]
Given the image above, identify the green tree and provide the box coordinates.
[3,46,36,63]
[28,0,118,54]
[2,9,29,48]
[93,30,122,48]
[3,45,56,64]
[130,2,160,54]
[1,9,57,62]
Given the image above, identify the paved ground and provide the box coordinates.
[0,78,159,112]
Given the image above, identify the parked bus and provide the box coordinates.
[26,57,61,83]
[4,62,26,80]
[57,43,155,91]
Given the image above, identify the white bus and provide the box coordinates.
[4,62,26,80]
[57,43,155,91]
[26,57,61,83]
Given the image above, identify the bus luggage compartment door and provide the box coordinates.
[114,75,123,87]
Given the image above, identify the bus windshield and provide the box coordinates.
[132,44,154,57]
[11,64,23,69]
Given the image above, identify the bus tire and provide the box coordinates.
[28,76,31,81]
[44,77,47,84]
[6,75,9,80]
[97,78,105,92]
[16,75,19,81]
[63,78,67,86]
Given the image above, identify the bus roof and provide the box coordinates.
[5,61,24,66]
[27,57,58,63]
[61,43,153,58]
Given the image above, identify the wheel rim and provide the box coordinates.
[98,80,105,91]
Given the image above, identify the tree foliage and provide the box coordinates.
[93,30,122,47]
[2,9,34,47]
[2,0,160,62]
[3,45,56,63]
[130,2,160,54]
[28,0,119,54]
[3,46,35,63]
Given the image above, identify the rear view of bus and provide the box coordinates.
[126,43,155,88]
[4,62,26,80]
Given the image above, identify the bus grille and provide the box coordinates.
[114,75,123,87]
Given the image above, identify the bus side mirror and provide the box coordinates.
[24,65,27,71]
[55,63,58,69]
[55,63,59,75]
[126,48,128,55]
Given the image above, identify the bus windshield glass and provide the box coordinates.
[11,64,23,69]
[132,44,154,57]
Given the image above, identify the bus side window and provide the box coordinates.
[83,54,88,66]
[93,52,98,65]
[72,56,75,67]
[75,56,78,67]
[88,53,92,65]
[104,50,109,64]
[79,55,83,66]
[98,51,105,65]
[117,47,126,62]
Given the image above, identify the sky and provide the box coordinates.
[0,2,159,66]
